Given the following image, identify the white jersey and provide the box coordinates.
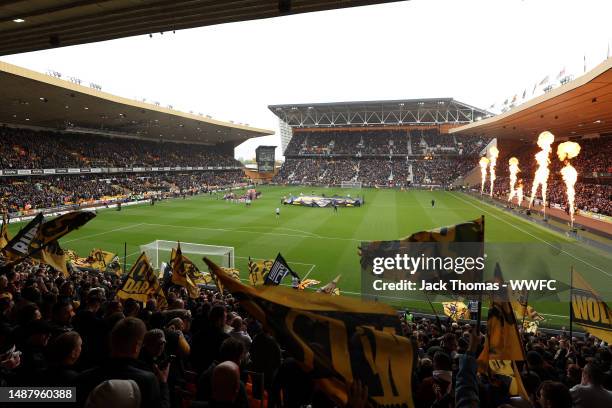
[275,208,280,214]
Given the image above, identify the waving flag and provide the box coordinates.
[204,257,415,408]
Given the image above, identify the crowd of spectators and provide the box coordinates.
[0,171,246,214]
[284,129,490,158]
[0,257,611,408]
[0,127,241,169]
[489,136,611,216]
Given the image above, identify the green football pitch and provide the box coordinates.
[8,186,611,328]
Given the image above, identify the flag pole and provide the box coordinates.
[424,290,442,330]
[476,214,485,332]
[124,242,128,274]
[569,266,574,343]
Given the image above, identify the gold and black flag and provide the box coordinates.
[571,268,612,343]
[35,211,96,246]
[31,240,69,277]
[170,243,200,299]
[247,257,273,286]
[1,213,44,261]
[359,217,485,296]
[0,214,11,250]
[204,257,415,408]
[118,252,167,308]
[2,211,96,264]
[264,252,299,286]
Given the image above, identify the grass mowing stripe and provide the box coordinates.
[452,192,612,278]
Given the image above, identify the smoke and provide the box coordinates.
[557,141,581,227]
[479,157,489,194]
[528,131,555,216]
[508,157,520,202]
[488,146,499,197]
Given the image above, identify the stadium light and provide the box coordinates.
[13,18,25,23]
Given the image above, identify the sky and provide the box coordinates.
[3,0,611,160]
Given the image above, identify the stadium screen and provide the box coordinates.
[255,145,275,172]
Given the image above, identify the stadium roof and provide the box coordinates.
[0,60,273,145]
[451,58,612,140]
[0,0,403,56]
[269,98,490,128]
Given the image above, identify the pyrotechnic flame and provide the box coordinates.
[479,157,489,194]
[557,141,581,161]
[557,141,581,227]
[529,131,555,215]
[508,157,520,202]
[488,146,499,197]
[516,181,524,206]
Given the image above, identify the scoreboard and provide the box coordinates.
[255,145,276,172]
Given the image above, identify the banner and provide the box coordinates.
[283,195,363,208]
[35,211,96,246]
[265,253,299,286]
[204,257,414,408]
[486,360,529,401]
[117,252,167,308]
[247,258,273,286]
[1,213,44,261]
[170,243,200,299]
[442,301,470,321]
[571,268,612,343]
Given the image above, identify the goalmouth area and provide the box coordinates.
[11,185,609,328]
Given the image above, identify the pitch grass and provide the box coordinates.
[8,186,612,328]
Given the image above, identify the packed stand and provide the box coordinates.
[0,171,246,214]
[0,127,241,169]
[0,258,611,408]
[489,136,612,216]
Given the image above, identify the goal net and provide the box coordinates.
[139,240,234,271]
[340,181,362,189]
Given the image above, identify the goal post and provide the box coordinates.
[340,181,362,189]
[139,240,234,271]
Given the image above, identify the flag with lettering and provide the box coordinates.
[117,252,167,308]
[204,257,415,408]
[264,253,299,286]
[0,213,44,261]
[570,268,612,343]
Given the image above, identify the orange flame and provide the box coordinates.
[479,157,489,194]
[516,181,524,206]
[488,146,499,197]
[508,157,520,202]
[529,131,555,216]
[557,141,581,227]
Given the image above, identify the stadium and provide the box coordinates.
[0,1,611,408]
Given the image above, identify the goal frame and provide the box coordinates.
[340,181,362,189]
[139,240,234,271]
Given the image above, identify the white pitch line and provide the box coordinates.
[302,264,316,279]
[452,193,612,278]
[141,222,362,242]
[63,223,145,244]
